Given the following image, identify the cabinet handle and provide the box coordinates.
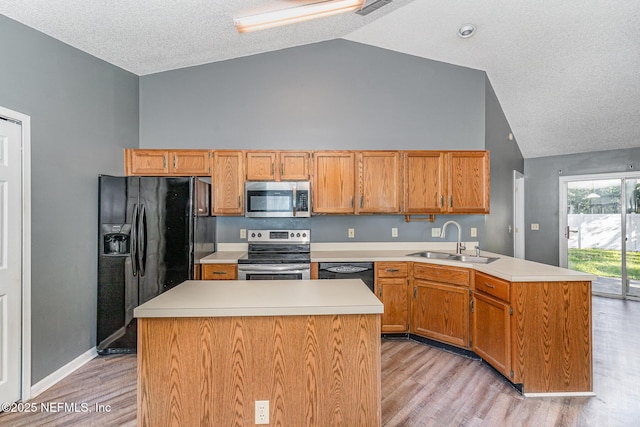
[163,155,167,169]
[413,286,417,299]
[351,196,354,208]
[360,196,363,208]
[449,195,453,208]
[385,268,400,273]
[484,282,495,288]
[470,298,474,313]
[173,154,177,169]
[440,195,444,208]
[213,271,226,275]
[238,196,241,207]
[271,163,275,175]
[281,162,284,175]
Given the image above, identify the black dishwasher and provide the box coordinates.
[318,262,375,292]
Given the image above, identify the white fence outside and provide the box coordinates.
[568,213,640,252]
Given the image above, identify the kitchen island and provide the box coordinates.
[134,279,384,426]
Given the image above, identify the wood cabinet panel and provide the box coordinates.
[280,151,310,180]
[246,151,277,180]
[125,149,169,175]
[212,151,244,215]
[201,264,237,280]
[138,314,381,426]
[358,151,402,213]
[375,262,409,333]
[447,151,490,213]
[510,281,592,392]
[312,151,356,214]
[475,271,510,302]
[472,291,511,377]
[403,151,446,213]
[171,150,210,175]
[412,280,470,348]
[413,263,470,287]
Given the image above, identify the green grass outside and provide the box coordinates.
[568,248,640,280]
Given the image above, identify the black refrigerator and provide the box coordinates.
[97,175,215,354]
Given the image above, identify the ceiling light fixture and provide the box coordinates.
[234,0,366,33]
[457,24,476,38]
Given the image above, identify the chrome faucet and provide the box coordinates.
[440,220,466,255]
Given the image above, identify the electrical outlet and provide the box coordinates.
[240,229,247,239]
[531,223,540,231]
[348,228,355,238]
[255,400,269,425]
[392,228,398,237]
[431,227,441,237]
[470,227,477,237]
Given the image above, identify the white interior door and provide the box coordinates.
[513,171,525,259]
[0,118,22,403]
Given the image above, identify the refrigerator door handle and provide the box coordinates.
[138,204,147,277]
[131,204,139,276]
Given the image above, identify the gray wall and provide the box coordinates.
[0,16,139,384]
[140,39,488,244]
[483,77,524,256]
[524,148,640,266]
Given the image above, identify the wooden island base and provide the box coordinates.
[138,313,381,426]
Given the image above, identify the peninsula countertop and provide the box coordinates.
[134,279,384,318]
[199,243,595,283]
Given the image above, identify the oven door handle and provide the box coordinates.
[238,264,310,272]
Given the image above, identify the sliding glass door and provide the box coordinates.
[560,173,640,300]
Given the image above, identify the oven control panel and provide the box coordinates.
[248,229,310,244]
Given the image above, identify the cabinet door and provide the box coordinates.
[447,151,490,213]
[472,292,511,377]
[212,151,244,215]
[403,151,446,213]
[246,152,277,180]
[170,150,210,175]
[125,149,169,175]
[379,278,409,333]
[312,151,356,214]
[280,151,310,180]
[412,280,470,348]
[358,151,402,213]
[201,264,237,280]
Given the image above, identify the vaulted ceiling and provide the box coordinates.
[2,0,639,158]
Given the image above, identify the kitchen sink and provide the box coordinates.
[406,251,499,264]
[406,251,452,259]
[448,254,499,264]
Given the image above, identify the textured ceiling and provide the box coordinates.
[1,0,639,158]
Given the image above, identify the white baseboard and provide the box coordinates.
[30,347,97,399]
[524,391,596,398]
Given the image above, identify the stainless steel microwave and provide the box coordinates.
[245,181,311,218]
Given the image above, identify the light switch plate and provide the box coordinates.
[348,228,355,238]
[392,228,398,237]
[240,229,247,239]
[470,227,477,237]
[432,227,441,237]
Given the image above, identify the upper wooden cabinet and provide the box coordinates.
[403,151,447,213]
[245,151,310,181]
[124,149,210,176]
[403,150,490,214]
[312,151,356,214]
[358,151,402,214]
[447,151,490,213]
[212,150,244,216]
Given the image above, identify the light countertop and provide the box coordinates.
[199,243,595,283]
[134,279,384,319]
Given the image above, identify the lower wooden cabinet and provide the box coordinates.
[201,263,237,280]
[471,291,511,377]
[375,262,409,333]
[411,263,470,348]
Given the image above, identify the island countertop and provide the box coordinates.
[134,279,384,318]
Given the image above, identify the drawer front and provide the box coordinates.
[202,264,237,280]
[376,262,408,278]
[475,272,510,302]
[413,263,469,287]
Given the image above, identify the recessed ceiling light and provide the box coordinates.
[458,24,476,38]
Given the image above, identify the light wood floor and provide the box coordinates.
[2,296,639,426]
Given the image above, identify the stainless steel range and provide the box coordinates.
[237,229,311,280]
